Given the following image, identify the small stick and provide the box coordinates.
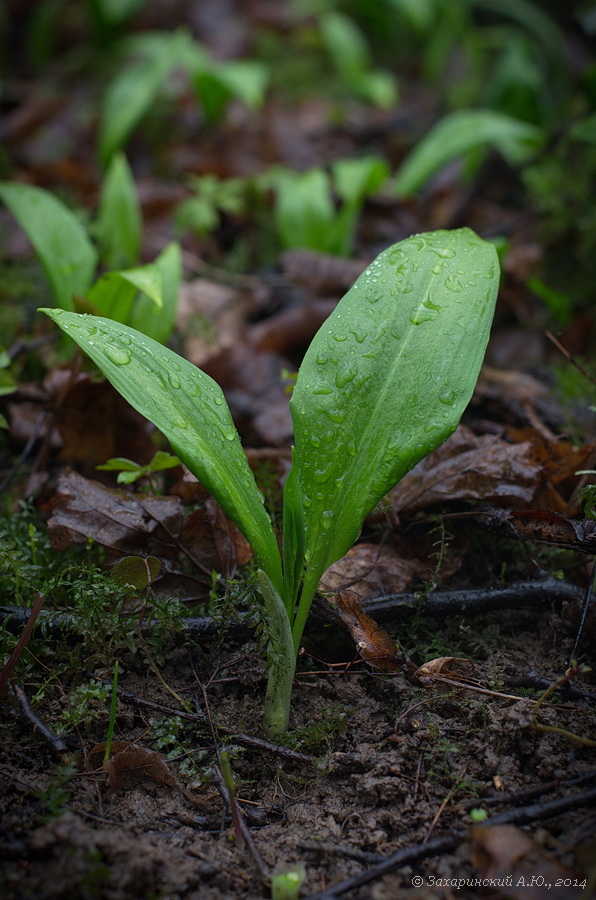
[0,593,45,695]
[301,786,596,900]
[83,672,313,764]
[13,684,68,757]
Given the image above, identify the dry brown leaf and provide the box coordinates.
[391,425,540,516]
[334,590,401,671]
[47,469,252,578]
[319,543,427,600]
[471,824,586,899]
[411,657,475,688]
[87,742,205,807]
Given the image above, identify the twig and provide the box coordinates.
[0,593,45,695]
[82,672,313,764]
[546,331,596,386]
[12,684,68,757]
[301,786,596,900]
[568,558,595,664]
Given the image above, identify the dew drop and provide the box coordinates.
[439,389,457,406]
[445,276,463,293]
[172,415,188,430]
[335,367,356,389]
[214,395,223,406]
[105,345,132,366]
[321,510,335,530]
[168,372,181,389]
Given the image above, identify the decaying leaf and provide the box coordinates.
[392,425,540,516]
[47,469,252,579]
[477,507,596,554]
[411,656,476,688]
[319,543,427,600]
[471,824,586,900]
[87,742,205,807]
[334,590,401,671]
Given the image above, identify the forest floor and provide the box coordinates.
[1,3,596,898]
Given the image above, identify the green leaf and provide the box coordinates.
[281,453,306,619]
[274,169,335,252]
[86,263,163,324]
[97,450,181,484]
[290,228,499,607]
[94,151,142,269]
[111,555,161,590]
[0,182,97,310]
[128,242,181,343]
[38,309,283,592]
[394,110,544,197]
[98,38,178,165]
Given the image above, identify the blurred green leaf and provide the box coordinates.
[0,182,97,311]
[94,151,142,269]
[394,109,544,196]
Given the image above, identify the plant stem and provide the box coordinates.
[258,570,296,737]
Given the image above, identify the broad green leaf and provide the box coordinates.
[94,151,142,269]
[0,182,97,311]
[290,228,499,603]
[128,242,181,343]
[274,169,334,252]
[38,309,283,592]
[87,264,163,324]
[394,110,543,197]
[332,157,389,207]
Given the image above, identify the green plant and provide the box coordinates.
[40,227,499,735]
[318,10,397,108]
[96,450,180,485]
[394,109,543,197]
[175,174,247,239]
[271,156,389,256]
[99,28,268,164]
[0,168,181,343]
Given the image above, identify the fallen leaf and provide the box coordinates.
[334,590,401,671]
[319,543,427,600]
[46,469,252,579]
[87,742,205,807]
[471,824,586,900]
[411,656,475,687]
[392,425,540,516]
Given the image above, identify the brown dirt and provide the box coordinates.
[1,598,595,899]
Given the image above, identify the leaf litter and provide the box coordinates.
[1,3,596,898]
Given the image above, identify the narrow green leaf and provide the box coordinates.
[87,264,163,323]
[0,182,97,310]
[94,151,142,269]
[281,454,306,618]
[290,228,499,604]
[38,309,283,591]
[128,242,181,343]
[394,110,543,197]
[99,54,171,165]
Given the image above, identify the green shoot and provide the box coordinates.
[39,227,499,735]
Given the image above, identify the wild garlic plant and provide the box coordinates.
[41,227,499,735]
